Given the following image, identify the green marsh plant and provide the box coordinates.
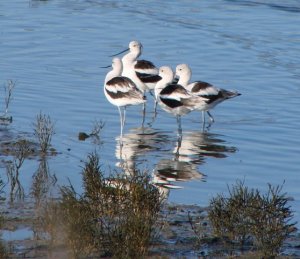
[43,152,162,258]
[33,112,55,154]
[208,180,296,258]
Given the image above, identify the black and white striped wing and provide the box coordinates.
[105,76,144,100]
[135,60,161,84]
[159,83,192,108]
[188,81,222,104]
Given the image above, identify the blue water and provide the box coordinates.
[0,0,300,231]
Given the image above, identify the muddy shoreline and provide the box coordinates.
[1,201,300,258]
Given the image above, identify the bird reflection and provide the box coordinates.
[173,130,237,163]
[115,128,237,201]
[153,131,237,200]
[115,127,176,201]
[115,127,171,175]
[153,134,206,199]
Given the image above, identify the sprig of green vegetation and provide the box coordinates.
[42,152,163,258]
[33,112,55,154]
[207,180,296,257]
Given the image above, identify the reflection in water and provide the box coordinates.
[6,161,24,203]
[115,127,171,175]
[154,131,237,199]
[5,140,30,203]
[31,158,57,208]
[116,128,237,201]
[31,157,57,241]
[116,127,173,200]
[173,131,237,163]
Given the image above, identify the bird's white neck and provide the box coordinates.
[121,51,147,93]
[105,65,122,84]
[121,52,137,76]
[121,50,140,65]
[177,71,191,87]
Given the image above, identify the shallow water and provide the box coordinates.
[0,0,300,233]
[2,227,32,242]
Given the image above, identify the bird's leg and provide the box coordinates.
[149,91,157,114]
[149,90,155,99]
[119,138,124,160]
[154,99,158,115]
[142,101,146,128]
[207,111,215,123]
[123,107,126,130]
[202,111,206,124]
[118,106,123,143]
[148,99,158,127]
[177,115,182,136]
[205,121,212,132]
[201,120,205,132]
[174,133,183,159]
[118,106,124,143]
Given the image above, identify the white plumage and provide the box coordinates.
[175,63,241,123]
[104,57,146,139]
[112,40,161,93]
[154,66,203,134]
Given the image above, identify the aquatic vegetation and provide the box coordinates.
[207,180,297,257]
[33,112,55,154]
[43,152,163,258]
[0,80,16,124]
[5,140,32,202]
[78,119,105,143]
[3,80,16,116]
[90,120,105,136]
[0,117,57,202]
[0,137,54,203]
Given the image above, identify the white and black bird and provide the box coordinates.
[111,40,161,92]
[155,66,203,135]
[175,64,241,123]
[111,41,162,124]
[104,57,146,139]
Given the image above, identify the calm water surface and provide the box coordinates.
[0,0,300,230]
